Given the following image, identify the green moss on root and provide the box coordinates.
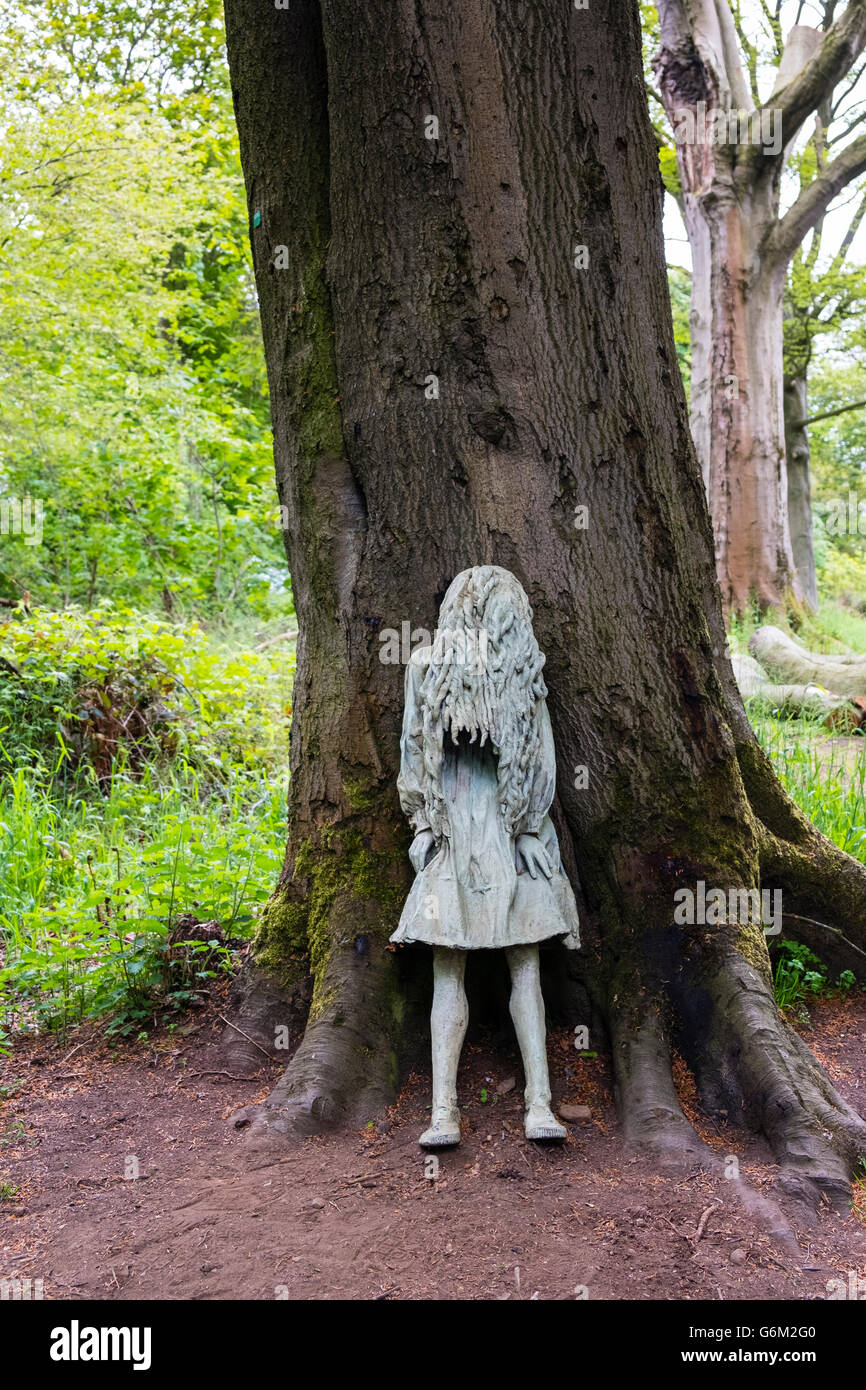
[252,826,408,1002]
[252,889,310,987]
[733,922,773,983]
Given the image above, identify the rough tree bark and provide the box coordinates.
[654,3,866,614]
[223,0,866,1203]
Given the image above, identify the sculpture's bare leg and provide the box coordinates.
[419,947,467,1147]
[506,944,567,1141]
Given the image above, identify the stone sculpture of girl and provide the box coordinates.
[391,565,580,1147]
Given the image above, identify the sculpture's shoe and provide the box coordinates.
[419,1107,461,1148]
[524,1105,567,1142]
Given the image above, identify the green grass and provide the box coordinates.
[743,595,866,1008]
[0,759,287,1043]
[800,600,866,656]
[750,709,866,862]
[0,605,292,1046]
[734,592,866,863]
[730,607,866,661]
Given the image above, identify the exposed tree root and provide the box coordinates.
[221,964,312,1077]
[247,938,403,1140]
[686,949,866,1209]
[594,730,866,1207]
[609,1005,713,1168]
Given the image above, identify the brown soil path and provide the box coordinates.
[2,993,865,1300]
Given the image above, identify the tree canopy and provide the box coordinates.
[0,0,285,618]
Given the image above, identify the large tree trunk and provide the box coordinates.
[223,0,866,1203]
[658,2,866,614]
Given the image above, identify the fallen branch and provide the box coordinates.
[217,1013,274,1061]
[190,1069,263,1081]
[253,630,298,652]
[750,626,866,704]
[694,1200,721,1244]
[731,652,856,723]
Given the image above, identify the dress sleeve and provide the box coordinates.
[521,699,557,834]
[396,649,431,833]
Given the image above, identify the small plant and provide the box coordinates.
[853,1160,866,1227]
[0,1181,20,1201]
[772,940,828,1010]
[0,1121,25,1148]
[0,608,290,1040]
[770,939,860,1011]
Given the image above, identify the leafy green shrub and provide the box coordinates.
[771,940,828,1009]
[0,603,293,783]
[0,758,288,1041]
[770,938,860,1012]
[0,606,293,1041]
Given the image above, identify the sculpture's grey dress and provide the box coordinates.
[390,650,580,952]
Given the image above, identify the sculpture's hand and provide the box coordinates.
[516,833,552,879]
[409,829,436,873]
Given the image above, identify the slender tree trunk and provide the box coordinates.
[685,188,798,613]
[657,8,866,614]
[785,373,818,609]
[223,0,866,1203]
[654,11,803,615]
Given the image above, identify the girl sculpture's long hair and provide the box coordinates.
[418,566,547,840]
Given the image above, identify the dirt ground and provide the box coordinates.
[2,988,865,1301]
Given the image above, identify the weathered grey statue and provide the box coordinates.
[391,566,580,1147]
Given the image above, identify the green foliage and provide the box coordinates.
[0,603,292,778]
[809,357,866,506]
[770,938,857,1013]
[0,0,286,620]
[771,939,828,1010]
[658,144,681,200]
[0,4,300,1050]
[0,606,292,1042]
[666,264,691,396]
[10,0,227,102]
